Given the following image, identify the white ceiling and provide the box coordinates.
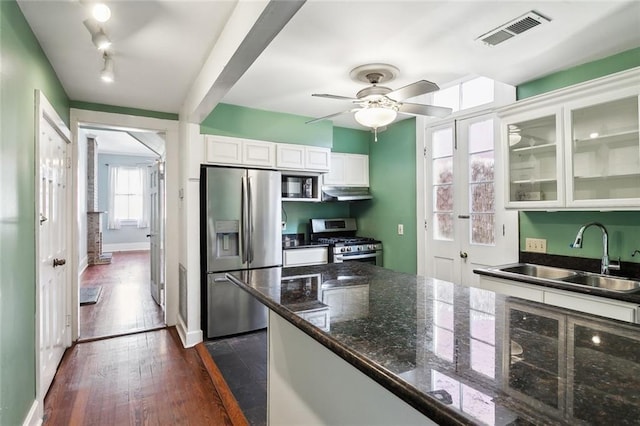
[81,127,160,157]
[18,0,640,131]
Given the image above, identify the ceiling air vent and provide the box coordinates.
[476,11,551,46]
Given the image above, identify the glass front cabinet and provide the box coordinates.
[501,69,640,209]
[504,107,564,208]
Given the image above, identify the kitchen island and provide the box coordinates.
[227,263,640,425]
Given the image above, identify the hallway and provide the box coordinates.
[80,251,164,340]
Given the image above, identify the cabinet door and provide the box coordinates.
[503,107,564,208]
[276,144,305,170]
[243,140,276,168]
[305,147,331,172]
[206,135,242,164]
[324,153,346,185]
[565,91,640,208]
[344,154,369,186]
[505,302,565,415]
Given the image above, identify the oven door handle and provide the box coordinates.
[337,253,379,260]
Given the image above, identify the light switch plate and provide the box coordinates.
[398,224,404,235]
[525,238,547,253]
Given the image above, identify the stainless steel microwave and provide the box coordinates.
[282,176,314,198]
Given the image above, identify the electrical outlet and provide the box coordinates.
[398,224,404,235]
[525,238,547,253]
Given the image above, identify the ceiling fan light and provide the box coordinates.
[101,55,114,83]
[92,3,111,23]
[92,30,111,50]
[354,106,397,129]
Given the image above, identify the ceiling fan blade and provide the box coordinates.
[305,109,357,125]
[312,93,359,101]
[386,80,440,101]
[398,102,453,118]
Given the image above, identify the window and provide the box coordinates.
[107,166,149,229]
[432,76,495,114]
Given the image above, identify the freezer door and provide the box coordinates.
[207,273,268,338]
[247,169,282,268]
[205,167,247,272]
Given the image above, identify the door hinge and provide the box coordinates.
[503,224,505,236]
[66,314,71,327]
[160,281,165,290]
[66,156,72,169]
[423,147,428,158]
[424,220,428,230]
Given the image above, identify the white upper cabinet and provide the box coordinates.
[206,135,275,168]
[276,143,331,172]
[565,91,640,208]
[503,107,564,208]
[323,153,369,186]
[500,68,640,209]
[205,135,330,172]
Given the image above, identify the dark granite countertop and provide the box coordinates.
[227,263,640,426]
[282,233,329,249]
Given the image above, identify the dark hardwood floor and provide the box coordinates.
[44,327,248,426]
[80,251,164,340]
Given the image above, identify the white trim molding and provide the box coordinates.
[102,242,150,252]
[176,315,203,348]
[22,400,42,426]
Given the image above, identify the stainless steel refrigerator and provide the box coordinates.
[201,165,282,338]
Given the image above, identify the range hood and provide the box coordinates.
[321,186,372,201]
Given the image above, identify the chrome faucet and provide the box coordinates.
[571,222,620,275]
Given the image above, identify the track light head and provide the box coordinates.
[101,54,114,83]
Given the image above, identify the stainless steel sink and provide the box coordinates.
[487,263,640,293]
[560,273,640,292]
[499,264,579,280]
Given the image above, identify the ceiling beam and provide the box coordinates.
[180,0,305,124]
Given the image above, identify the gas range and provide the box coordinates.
[310,218,383,266]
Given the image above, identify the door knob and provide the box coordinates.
[53,258,66,267]
[459,251,468,259]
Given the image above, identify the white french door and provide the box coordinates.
[149,161,165,307]
[423,113,517,287]
[36,91,71,401]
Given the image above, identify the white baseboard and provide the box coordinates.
[78,255,88,275]
[22,399,42,426]
[176,316,203,348]
[102,242,150,252]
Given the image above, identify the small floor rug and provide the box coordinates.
[80,286,102,305]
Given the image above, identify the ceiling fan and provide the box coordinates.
[306,64,453,140]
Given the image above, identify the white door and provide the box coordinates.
[37,91,71,400]
[149,161,165,306]
[424,114,518,286]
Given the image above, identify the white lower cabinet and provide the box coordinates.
[476,275,639,323]
[283,247,328,267]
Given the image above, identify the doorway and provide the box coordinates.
[78,126,165,340]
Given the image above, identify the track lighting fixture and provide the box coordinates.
[83,19,111,50]
[92,3,111,23]
[101,53,114,83]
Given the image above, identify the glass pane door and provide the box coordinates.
[507,115,559,203]
[570,96,640,201]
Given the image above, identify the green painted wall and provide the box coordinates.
[70,100,178,120]
[517,48,640,100]
[352,119,417,273]
[0,1,70,424]
[201,103,333,148]
[282,202,350,236]
[332,126,370,154]
[517,50,640,265]
[520,211,640,262]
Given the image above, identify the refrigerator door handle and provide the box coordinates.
[247,176,254,263]
[241,175,249,264]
